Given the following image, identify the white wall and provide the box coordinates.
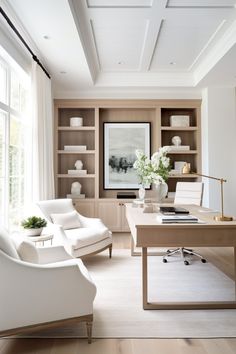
[201,87,236,216]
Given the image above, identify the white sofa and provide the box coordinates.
[37,198,112,258]
[0,227,96,342]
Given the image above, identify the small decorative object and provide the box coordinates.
[70,117,83,127]
[170,115,190,127]
[21,216,47,236]
[138,184,146,201]
[171,136,181,146]
[71,181,82,196]
[174,161,186,173]
[75,160,83,170]
[182,162,191,174]
[133,146,171,202]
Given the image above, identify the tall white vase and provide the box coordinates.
[138,184,146,201]
[153,182,168,203]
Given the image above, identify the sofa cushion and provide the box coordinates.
[0,227,20,259]
[14,239,39,263]
[51,210,81,230]
[65,227,110,250]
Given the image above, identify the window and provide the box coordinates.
[0,47,30,230]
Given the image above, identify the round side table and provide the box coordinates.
[27,234,53,246]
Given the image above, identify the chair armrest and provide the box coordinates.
[0,250,96,332]
[37,245,73,264]
[78,213,108,230]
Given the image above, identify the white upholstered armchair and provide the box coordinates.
[37,198,112,258]
[0,227,96,342]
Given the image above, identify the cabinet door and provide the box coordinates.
[73,201,95,218]
[97,201,122,231]
[120,203,131,232]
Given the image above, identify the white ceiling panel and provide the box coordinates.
[87,0,153,7]
[91,20,148,71]
[167,0,236,7]
[150,18,224,71]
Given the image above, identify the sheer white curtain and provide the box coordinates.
[31,61,54,201]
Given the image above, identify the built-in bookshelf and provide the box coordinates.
[54,99,201,229]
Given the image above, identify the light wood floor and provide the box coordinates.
[1,232,236,354]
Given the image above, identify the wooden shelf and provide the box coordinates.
[169,174,198,179]
[161,127,197,131]
[57,174,95,178]
[57,150,95,154]
[58,126,95,131]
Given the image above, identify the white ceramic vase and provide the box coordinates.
[138,185,146,201]
[153,182,168,203]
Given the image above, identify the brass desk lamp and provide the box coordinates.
[191,172,233,221]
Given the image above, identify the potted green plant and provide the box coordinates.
[21,216,47,236]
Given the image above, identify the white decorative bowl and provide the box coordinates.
[23,227,43,236]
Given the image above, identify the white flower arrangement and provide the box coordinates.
[133,146,171,186]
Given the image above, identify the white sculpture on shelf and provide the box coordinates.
[75,160,83,170]
[171,135,182,146]
[71,181,82,196]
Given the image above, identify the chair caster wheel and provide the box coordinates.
[184,260,189,265]
[201,259,207,263]
[163,259,167,263]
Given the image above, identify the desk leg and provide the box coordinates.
[142,247,148,309]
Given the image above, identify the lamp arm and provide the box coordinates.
[190,172,232,221]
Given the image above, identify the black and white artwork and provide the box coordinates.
[104,122,150,189]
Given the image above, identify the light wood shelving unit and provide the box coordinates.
[54,99,201,230]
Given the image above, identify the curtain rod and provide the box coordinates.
[0,6,51,79]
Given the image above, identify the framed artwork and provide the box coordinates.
[103,122,151,189]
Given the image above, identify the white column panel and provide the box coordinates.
[201,87,236,216]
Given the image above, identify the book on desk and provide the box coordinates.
[157,214,199,224]
[159,206,189,215]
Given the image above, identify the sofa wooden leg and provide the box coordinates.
[109,244,112,258]
[86,321,93,344]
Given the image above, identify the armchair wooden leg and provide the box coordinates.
[109,244,112,258]
[86,321,93,344]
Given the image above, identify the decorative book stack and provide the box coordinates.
[68,170,87,175]
[67,194,85,199]
[64,145,87,151]
[168,145,190,151]
[157,214,199,223]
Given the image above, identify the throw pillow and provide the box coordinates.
[0,227,20,259]
[51,210,81,230]
[15,239,39,263]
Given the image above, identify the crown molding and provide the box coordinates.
[194,19,236,85]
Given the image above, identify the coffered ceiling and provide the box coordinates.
[2,0,236,97]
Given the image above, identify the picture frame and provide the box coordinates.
[103,122,151,189]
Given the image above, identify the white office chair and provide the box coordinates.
[37,199,112,258]
[0,227,96,342]
[163,182,206,265]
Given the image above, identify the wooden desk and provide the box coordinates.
[126,203,236,310]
